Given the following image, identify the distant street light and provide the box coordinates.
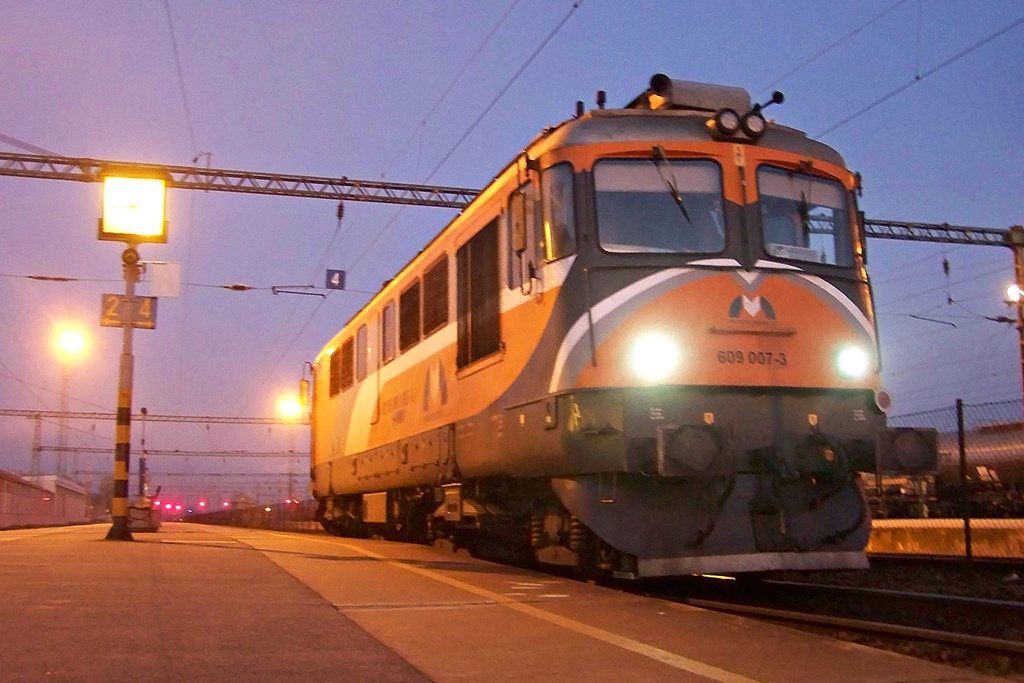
[278,398,302,420]
[51,323,88,478]
[53,325,88,360]
[100,174,168,541]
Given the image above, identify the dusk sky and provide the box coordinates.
[2,1,1022,502]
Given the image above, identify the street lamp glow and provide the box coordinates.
[278,395,302,419]
[1007,284,1023,303]
[53,325,88,363]
[99,176,168,243]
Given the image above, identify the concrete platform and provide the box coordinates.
[0,523,995,682]
[868,518,1024,559]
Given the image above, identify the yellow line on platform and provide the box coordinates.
[287,534,762,683]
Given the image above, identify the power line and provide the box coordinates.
[163,0,198,154]
[421,0,584,185]
[755,0,909,96]
[347,0,585,274]
[378,0,522,180]
[815,14,1024,139]
[0,133,56,155]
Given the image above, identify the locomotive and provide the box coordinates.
[307,74,934,578]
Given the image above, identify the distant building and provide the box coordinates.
[0,470,88,528]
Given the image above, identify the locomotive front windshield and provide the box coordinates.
[594,158,724,254]
[758,166,853,267]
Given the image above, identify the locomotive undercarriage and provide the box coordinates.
[317,478,636,576]
[316,387,892,577]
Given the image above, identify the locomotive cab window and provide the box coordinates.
[381,300,396,364]
[594,158,724,254]
[399,280,421,352]
[758,166,853,267]
[542,163,576,262]
[422,255,449,337]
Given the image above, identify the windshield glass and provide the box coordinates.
[594,158,724,254]
[758,166,852,266]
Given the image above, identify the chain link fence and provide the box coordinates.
[866,399,1024,561]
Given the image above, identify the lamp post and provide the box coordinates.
[99,174,168,541]
[278,394,302,503]
[52,324,87,478]
[1009,226,1024,418]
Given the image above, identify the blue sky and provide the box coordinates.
[1,1,1022,500]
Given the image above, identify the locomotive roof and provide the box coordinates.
[527,108,847,169]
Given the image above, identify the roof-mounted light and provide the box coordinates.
[736,91,784,142]
[741,110,767,139]
[713,108,740,136]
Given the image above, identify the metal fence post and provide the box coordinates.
[956,399,972,566]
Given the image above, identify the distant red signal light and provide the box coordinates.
[198,501,206,508]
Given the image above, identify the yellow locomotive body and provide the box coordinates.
[309,75,932,577]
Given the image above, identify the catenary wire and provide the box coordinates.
[378,0,522,180]
[231,1,587,414]
[163,0,199,154]
[815,14,1024,139]
[0,133,57,155]
[755,0,909,96]
[347,0,585,274]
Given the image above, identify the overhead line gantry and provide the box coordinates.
[0,152,478,209]
[1,152,1018,248]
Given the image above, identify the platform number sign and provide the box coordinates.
[100,293,158,329]
[325,269,346,291]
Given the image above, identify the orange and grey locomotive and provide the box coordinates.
[308,75,934,577]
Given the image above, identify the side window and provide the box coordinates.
[355,324,368,381]
[381,301,396,364]
[507,181,540,290]
[329,349,341,397]
[340,337,354,391]
[542,163,576,261]
[422,255,449,337]
[458,218,501,368]
[399,280,421,352]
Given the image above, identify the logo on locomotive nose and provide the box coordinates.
[728,294,775,320]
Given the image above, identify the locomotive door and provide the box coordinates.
[509,179,541,294]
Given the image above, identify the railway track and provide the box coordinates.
[630,574,1024,676]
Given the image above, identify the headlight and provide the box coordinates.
[713,108,740,136]
[741,111,767,138]
[631,333,679,382]
[836,346,870,378]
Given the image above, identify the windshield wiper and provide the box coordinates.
[799,191,811,241]
[651,145,691,224]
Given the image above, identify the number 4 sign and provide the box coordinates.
[325,269,346,290]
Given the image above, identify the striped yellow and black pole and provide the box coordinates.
[106,245,140,541]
